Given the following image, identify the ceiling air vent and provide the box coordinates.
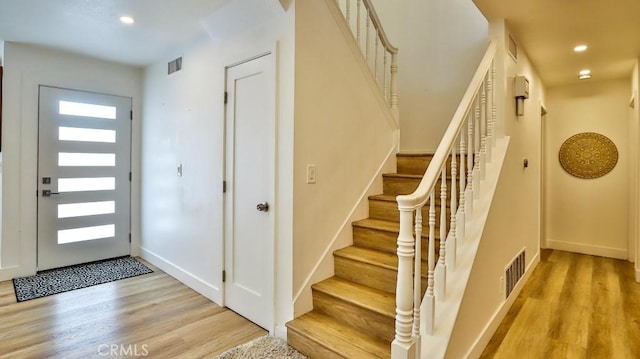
[508,35,518,62]
[168,57,183,75]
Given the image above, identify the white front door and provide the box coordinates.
[224,54,274,330]
[37,86,132,270]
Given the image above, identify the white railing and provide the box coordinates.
[335,0,398,115]
[391,41,498,358]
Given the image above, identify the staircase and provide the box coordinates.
[286,154,449,358]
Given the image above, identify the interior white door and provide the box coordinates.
[224,54,274,330]
[37,86,132,270]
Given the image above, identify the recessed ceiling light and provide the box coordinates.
[579,74,592,80]
[120,16,135,24]
[579,69,591,76]
[574,45,588,52]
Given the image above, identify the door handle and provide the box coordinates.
[42,190,60,197]
[256,202,269,212]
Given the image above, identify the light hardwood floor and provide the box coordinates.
[0,259,266,359]
[481,249,640,358]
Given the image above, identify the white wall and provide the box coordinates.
[371,0,489,152]
[0,42,143,280]
[140,6,295,335]
[292,0,398,316]
[0,40,4,64]
[544,79,630,259]
[447,21,545,358]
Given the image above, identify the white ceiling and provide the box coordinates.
[0,0,235,67]
[0,0,637,87]
[473,0,640,87]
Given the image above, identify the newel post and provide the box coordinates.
[392,206,416,358]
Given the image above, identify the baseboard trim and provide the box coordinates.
[0,265,23,282]
[275,324,288,341]
[140,247,221,304]
[546,239,627,260]
[465,251,541,359]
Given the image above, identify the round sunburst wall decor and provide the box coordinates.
[558,132,618,179]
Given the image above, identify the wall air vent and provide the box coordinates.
[168,57,183,75]
[508,35,518,62]
[505,249,525,299]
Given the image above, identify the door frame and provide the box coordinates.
[540,104,547,250]
[221,50,277,333]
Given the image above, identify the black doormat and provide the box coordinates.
[12,256,153,302]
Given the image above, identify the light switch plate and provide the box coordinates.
[306,165,316,184]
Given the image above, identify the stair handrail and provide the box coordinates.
[361,0,398,56]
[391,41,498,358]
[334,0,399,115]
[397,41,496,208]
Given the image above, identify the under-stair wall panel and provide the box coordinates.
[292,0,397,316]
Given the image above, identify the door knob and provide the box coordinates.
[256,202,269,212]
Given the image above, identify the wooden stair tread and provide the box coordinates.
[286,311,390,358]
[382,173,423,179]
[352,218,401,234]
[368,194,450,206]
[312,277,395,318]
[352,218,440,238]
[382,173,453,179]
[335,246,397,269]
[335,246,428,271]
[396,153,435,157]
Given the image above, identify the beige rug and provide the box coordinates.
[216,335,308,359]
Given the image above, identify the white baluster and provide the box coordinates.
[345,0,351,29]
[413,208,422,356]
[479,80,487,181]
[356,0,361,47]
[491,61,497,144]
[383,52,388,100]
[392,207,417,357]
[436,168,447,300]
[365,14,371,62]
[473,95,481,200]
[458,134,466,243]
[390,52,398,114]
[448,145,457,271]
[466,111,474,214]
[424,194,436,334]
[375,35,380,83]
[485,71,493,163]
